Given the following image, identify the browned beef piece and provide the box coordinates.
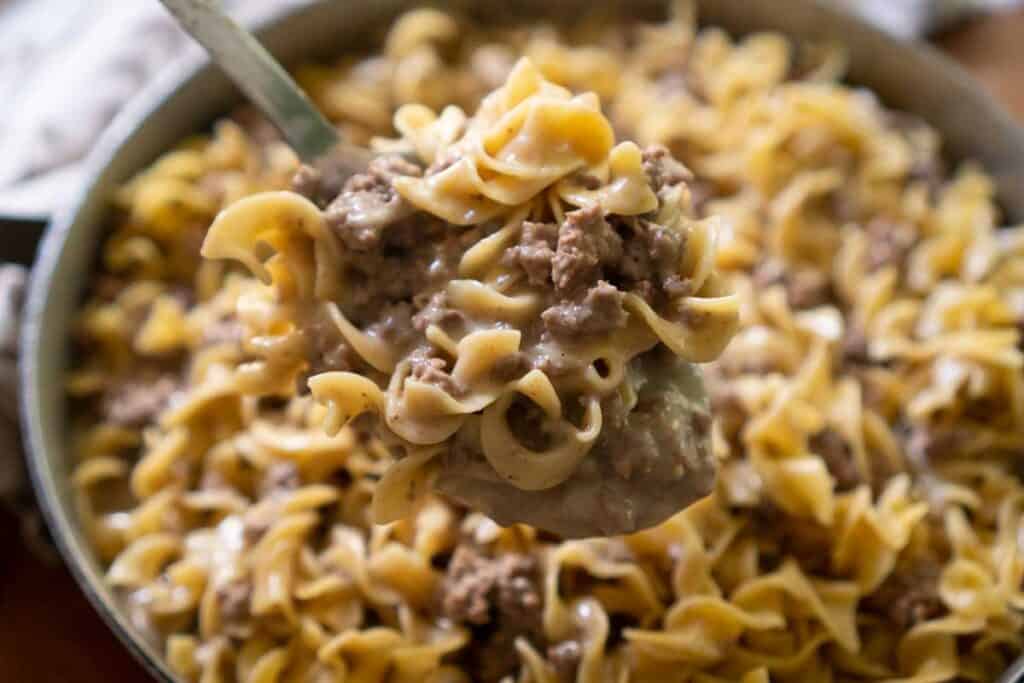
[552,206,623,295]
[291,164,326,204]
[865,217,916,272]
[905,426,969,469]
[101,375,179,427]
[440,547,541,624]
[841,326,871,366]
[642,144,692,193]
[503,221,558,286]
[547,640,583,682]
[303,311,357,376]
[409,355,465,398]
[440,547,544,682]
[324,155,423,251]
[542,281,627,340]
[752,259,832,310]
[809,427,861,492]
[216,579,252,637]
[752,502,834,574]
[619,217,687,299]
[412,291,467,334]
[259,461,301,498]
[864,559,947,629]
[365,302,417,351]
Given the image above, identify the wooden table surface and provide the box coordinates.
[4,9,1024,682]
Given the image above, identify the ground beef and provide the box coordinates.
[542,281,627,340]
[410,355,465,398]
[547,640,583,682]
[503,220,558,286]
[841,326,871,366]
[642,144,692,193]
[291,164,326,205]
[412,291,466,334]
[552,206,623,295]
[596,351,711,482]
[905,426,968,469]
[864,560,947,629]
[101,375,179,427]
[809,427,861,492]
[259,461,301,498]
[618,217,688,299]
[324,155,423,252]
[303,311,357,376]
[440,547,544,682]
[753,503,833,574]
[364,302,417,351]
[752,259,832,310]
[865,217,916,272]
[217,579,252,629]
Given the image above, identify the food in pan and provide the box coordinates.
[68,4,1024,681]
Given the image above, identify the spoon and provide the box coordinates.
[159,0,372,177]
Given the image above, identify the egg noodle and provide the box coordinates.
[68,3,1024,681]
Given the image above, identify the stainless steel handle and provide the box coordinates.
[158,0,342,163]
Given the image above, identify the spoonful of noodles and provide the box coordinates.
[164,0,740,538]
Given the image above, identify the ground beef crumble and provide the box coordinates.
[864,559,947,629]
[642,144,692,194]
[551,205,623,295]
[440,547,544,682]
[752,259,832,310]
[101,374,180,427]
[808,427,861,492]
[410,355,465,398]
[865,217,917,273]
[324,155,423,252]
[542,281,627,340]
[216,579,252,636]
[503,220,558,286]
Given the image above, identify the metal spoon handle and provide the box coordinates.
[158,0,340,162]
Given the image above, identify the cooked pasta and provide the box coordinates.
[68,3,1024,682]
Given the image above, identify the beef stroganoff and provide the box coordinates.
[201,56,736,537]
[69,3,1024,682]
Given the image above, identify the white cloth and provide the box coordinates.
[0,0,290,218]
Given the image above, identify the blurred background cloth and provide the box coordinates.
[0,0,299,219]
[0,0,1020,221]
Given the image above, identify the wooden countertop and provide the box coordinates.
[4,10,1024,682]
